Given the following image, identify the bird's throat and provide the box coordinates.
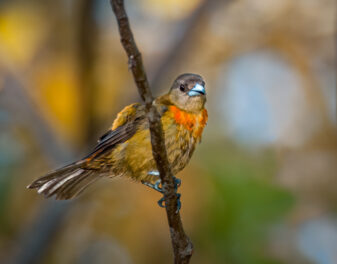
[169,106,208,139]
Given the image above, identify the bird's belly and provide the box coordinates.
[165,123,196,174]
[120,122,195,183]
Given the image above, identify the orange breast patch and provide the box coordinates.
[169,106,208,139]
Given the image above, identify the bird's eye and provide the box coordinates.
[179,84,186,92]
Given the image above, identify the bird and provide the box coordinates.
[27,73,208,209]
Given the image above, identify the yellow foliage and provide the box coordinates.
[0,72,4,92]
[142,0,201,20]
[0,5,47,66]
[95,52,130,119]
[32,57,82,143]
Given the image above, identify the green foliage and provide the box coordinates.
[0,131,24,234]
[196,144,294,264]
[0,168,13,233]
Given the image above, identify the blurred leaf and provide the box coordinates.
[0,168,13,234]
[197,143,294,264]
[0,4,47,65]
[31,57,82,142]
[142,0,202,20]
[0,131,24,234]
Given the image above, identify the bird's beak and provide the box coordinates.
[188,83,205,96]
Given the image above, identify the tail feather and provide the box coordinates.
[27,162,83,189]
[27,162,100,200]
[53,172,100,199]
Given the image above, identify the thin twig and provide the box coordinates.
[110,0,193,263]
[78,0,100,144]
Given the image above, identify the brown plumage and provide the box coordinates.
[28,73,208,199]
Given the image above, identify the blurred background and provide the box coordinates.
[0,0,336,263]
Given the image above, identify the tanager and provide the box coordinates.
[28,73,207,209]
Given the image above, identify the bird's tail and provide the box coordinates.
[27,161,100,200]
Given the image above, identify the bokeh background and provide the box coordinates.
[0,0,336,263]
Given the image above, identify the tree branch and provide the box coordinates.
[110,0,193,263]
[78,0,100,144]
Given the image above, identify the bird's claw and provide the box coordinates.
[142,176,182,213]
[174,177,181,191]
[157,193,181,213]
[158,177,181,213]
[157,196,165,208]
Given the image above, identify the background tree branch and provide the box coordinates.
[110,0,193,263]
[150,0,218,93]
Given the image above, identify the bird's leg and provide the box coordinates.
[142,179,162,193]
[174,177,181,191]
[142,171,181,213]
[142,170,163,192]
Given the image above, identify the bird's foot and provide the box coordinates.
[157,192,181,213]
[142,175,182,213]
[174,176,181,191]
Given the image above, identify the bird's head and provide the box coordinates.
[169,73,206,113]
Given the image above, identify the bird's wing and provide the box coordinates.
[88,102,171,160]
[27,103,146,199]
[85,103,146,160]
[28,102,170,199]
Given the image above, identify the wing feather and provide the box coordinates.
[85,104,145,160]
[28,103,146,199]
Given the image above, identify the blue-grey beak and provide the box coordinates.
[188,83,205,96]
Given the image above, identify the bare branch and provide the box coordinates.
[77,0,100,144]
[110,0,193,263]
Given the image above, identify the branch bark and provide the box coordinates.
[110,1,193,263]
